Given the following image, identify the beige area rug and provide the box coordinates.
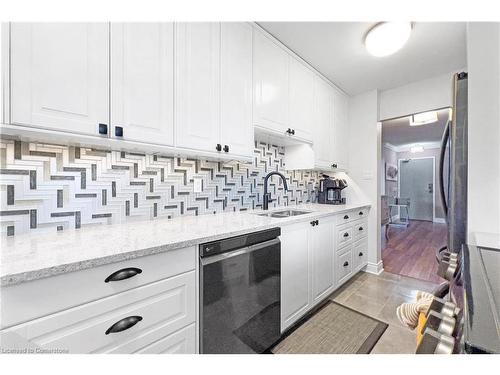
[272,301,388,354]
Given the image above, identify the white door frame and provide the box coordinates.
[397,156,436,222]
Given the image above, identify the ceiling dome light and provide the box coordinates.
[364,22,412,57]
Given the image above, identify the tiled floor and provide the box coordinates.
[329,270,437,354]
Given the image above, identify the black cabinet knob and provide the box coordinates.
[286,128,291,135]
[311,221,315,226]
[115,126,123,137]
[98,123,108,135]
[104,267,142,283]
[359,211,364,216]
[216,144,222,152]
[331,163,338,168]
[359,252,364,257]
[315,219,319,225]
[105,316,142,335]
[359,227,363,231]
[343,261,349,267]
[344,215,349,220]
[343,232,349,238]
[223,145,229,153]
[291,129,295,135]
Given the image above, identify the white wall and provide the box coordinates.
[467,23,500,237]
[379,71,457,121]
[348,89,382,274]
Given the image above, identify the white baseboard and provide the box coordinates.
[433,218,446,224]
[364,261,384,275]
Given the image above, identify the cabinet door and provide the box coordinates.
[175,23,220,152]
[111,23,174,145]
[332,88,350,170]
[311,217,335,304]
[10,23,109,135]
[253,31,289,133]
[313,76,334,168]
[280,221,311,331]
[289,57,314,142]
[220,23,253,157]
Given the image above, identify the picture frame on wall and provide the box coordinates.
[385,163,398,181]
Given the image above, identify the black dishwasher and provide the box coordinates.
[199,228,281,354]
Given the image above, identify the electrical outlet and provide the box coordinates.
[193,177,203,193]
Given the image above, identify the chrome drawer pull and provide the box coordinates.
[105,316,142,335]
[104,267,142,283]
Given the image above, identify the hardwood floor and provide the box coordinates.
[382,220,447,284]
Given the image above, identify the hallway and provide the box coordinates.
[382,220,447,284]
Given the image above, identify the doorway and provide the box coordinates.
[398,157,435,221]
[380,108,450,284]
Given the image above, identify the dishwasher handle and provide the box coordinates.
[200,238,280,266]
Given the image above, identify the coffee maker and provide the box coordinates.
[317,174,347,205]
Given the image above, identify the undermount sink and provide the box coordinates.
[257,209,312,218]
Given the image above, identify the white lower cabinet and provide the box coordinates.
[0,247,197,354]
[311,217,335,304]
[280,216,335,331]
[280,208,369,332]
[280,221,311,331]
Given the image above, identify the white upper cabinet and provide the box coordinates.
[220,23,254,157]
[289,57,314,142]
[313,76,334,168]
[110,23,174,145]
[10,23,109,135]
[253,31,289,133]
[175,23,221,153]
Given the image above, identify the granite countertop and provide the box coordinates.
[0,203,370,286]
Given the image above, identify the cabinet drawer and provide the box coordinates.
[353,238,368,271]
[336,223,353,249]
[3,271,196,354]
[135,323,196,354]
[336,211,355,225]
[336,248,353,285]
[352,220,368,239]
[354,208,368,220]
[1,246,196,329]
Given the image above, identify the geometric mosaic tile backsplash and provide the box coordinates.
[0,140,322,237]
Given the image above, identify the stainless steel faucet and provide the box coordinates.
[263,171,289,210]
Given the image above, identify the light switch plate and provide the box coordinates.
[193,177,203,193]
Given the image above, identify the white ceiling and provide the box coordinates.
[382,108,450,147]
[258,22,467,95]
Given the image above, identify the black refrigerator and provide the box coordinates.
[439,72,468,254]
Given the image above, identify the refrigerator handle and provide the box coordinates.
[439,120,450,218]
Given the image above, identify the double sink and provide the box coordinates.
[256,209,312,219]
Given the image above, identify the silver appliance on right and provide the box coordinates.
[426,72,499,354]
[438,71,468,257]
